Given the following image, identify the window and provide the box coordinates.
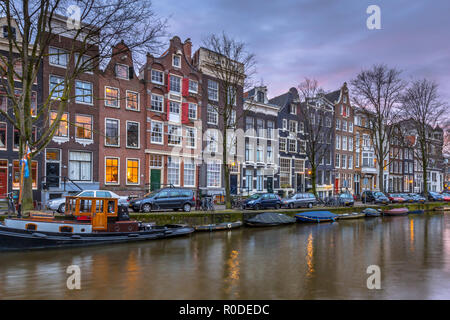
[186,127,196,148]
[173,55,181,68]
[0,94,7,112]
[336,135,341,149]
[245,117,254,134]
[170,75,181,94]
[50,111,68,137]
[336,154,340,168]
[288,139,296,152]
[257,119,264,137]
[189,80,198,94]
[169,101,180,122]
[207,105,218,125]
[151,94,163,112]
[31,91,37,117]
[167,157,179,186]
[75,80,93,104]
[299,140,306,153]
[115,64,129,79]
[127,159,139,184]
[289,120,297,134]
[207,130,218,153]
[257,91,265,103]
[184,159,195,187]
[13,160,37,189]
[349,122,353,133]
[168,125,181,145]
[75,115,92,140]
[267,121,274,139]
[290,104,297,115]
[50,75,64,99]
[149,155,162,167]
[105,158,119,184]
[256,170,263,191]
[267,145,273,163]
[69,151,92,181]
[126,91,139,111]
[342,120,347,131]
[150,121,163,144]
[13,128,19,150]
[342,154,347,169]
[75,54,93,73]
[280,158,291,187]
[256,145,263,162]
[151,69,164,84]
[105,119,119,146]
[208,80,219,101]
[49,47,68,67]
[0,122,5,149]
[3,26,16,39]
[336,119,340,130]
[282,119,287,130]
[207,160,221,187]
[342,136,347,151]
[188,103,197,119]
[348,137,353,151]
[279,138,287,152]
[245,169,253,191]
[126,121,139,148]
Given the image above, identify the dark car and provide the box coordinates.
[399,193,415,203]
[242,193,282,210]
[361,191,389,204]
[128,188,195,212]
[427,191,444,202]
[338,193,354,206]
[282,192,318,209]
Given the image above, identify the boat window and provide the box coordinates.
[80,199,92,213]
[59,226,73,233]
[95,200,104,213]
[107,200,115,213]
[25,223,37,231]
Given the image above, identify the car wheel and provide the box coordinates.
[275,203,281,209]
[183,203,191,212]
[255,204,261,211]
[308,203,313,208]
[289,203,294,209]
[142,203,152,213]
[58,203,66,213]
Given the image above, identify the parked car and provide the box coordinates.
[400,193,415,203]
[242,193,282,210]
[410,193,426,203]
[427,191,444,202]
[47,190,128,213]
[128,188,196,212]
[337,193,354,206]
[361,191,389,204]
[387,193,406,203]
[282,192,318,209]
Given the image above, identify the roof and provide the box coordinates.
[324,89,340,104]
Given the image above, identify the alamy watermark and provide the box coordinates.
[366,265,381,289]
[66,5,81,30]
[66,265,81,290]
[367,5,381,30]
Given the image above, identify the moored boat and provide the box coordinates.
[0,196,194,252]
[434,206,450,211]
[383,207,409,216]
[408,209,424,214]
[336,212,366,220]
[244,212,296,227]
[295,211,338,223]
[363,208,381,217]
[194,221,242,232]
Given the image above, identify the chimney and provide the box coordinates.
[183,38,192,63]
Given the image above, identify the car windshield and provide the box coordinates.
[289,194,298,199]
[248,194,261,200]
[340,194,351,198]
[374,192,384,197]
[143,190,159,198]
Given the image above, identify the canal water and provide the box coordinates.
[1,212,450,299]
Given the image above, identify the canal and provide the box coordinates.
[1,212,450,299]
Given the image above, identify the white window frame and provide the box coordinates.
[105,156,120,185]
[150,93,164,113]
[126,158,140,185]
[126,90,140,111]
[186,127,196,149]
[49,46,68,68]
[104,86,120,108]
[115,63,129,80]
[172,54,181,68]
[150,120,164,145]
[151,69,164,85]
[208,80,219,101]
[126,121,140,149]
[75,80,93,105]
[105,118,120,147]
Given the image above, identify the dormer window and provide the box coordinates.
[2,26,16,40]
[173,55,181,68]
[115,64,129,80]
[257,91,264,103]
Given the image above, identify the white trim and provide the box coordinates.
[172,54,181,68]
[126,120,140,149]
[104,118,120,147]
[150,120,164,145]
[126,158,140,185]
[48,46,68,69]
[151,69,164,85]
[104,86,120,108]
[115,63,129,80]
[126,90,140,111]
[74,80,94,106]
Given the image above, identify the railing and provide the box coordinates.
[41,176,83,192]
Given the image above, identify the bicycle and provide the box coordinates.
[200,196,215,212]
[231,196,245,209]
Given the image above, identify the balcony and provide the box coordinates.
[361,165,377,175]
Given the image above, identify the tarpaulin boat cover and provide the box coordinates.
[246,212,296,225]
[295,211,338,221]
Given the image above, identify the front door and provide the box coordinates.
[0,168,7,198]
[230,175,237,195]
[46,162,60,188]
[296,174,303,192]
[150,169,161,191]
[267,177,273,193]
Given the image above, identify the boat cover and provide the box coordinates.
[362,208,380,214]
[295,211,338,221]
[246,212,296,225]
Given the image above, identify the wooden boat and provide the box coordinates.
[0,196,194,252]
[382,208,409,216]
[295,211,338,223]
[363,208,381,217]
[245,212,296,227]
[194,221,242,232]
[408,209,424,214]
[337,212,366,220]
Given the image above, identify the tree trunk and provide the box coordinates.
[378,163,384,193]
[311,164,317,198]
[223,129,231,209]
[22,160,34,212]
[423,164,428,197]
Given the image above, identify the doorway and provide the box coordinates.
[230,174,237,195]
[150,169,161,191]
[0,160,7,198]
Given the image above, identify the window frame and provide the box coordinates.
[105,118,120,147]
[105,157,120,185]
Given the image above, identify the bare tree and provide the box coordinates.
[0,0,166,211]
[400,79,448,196]
[201,32,256,209]
[297,78,333,197]
[350,64,406,193]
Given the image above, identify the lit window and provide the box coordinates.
[13,160,37,189]
[105,158,119,184]
[50,111,68,137]
[115,64,129,79]
[105,87,119,108]
[127,159,139,184]
[75,115,92,140]
[126,91,139,111]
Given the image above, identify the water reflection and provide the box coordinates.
[1,213,450,299]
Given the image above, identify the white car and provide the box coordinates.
[46,190,129,213]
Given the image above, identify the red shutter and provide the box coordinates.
[182,78,189,96]
[167,74,171,92]
[343,105,346,117]
[182,102,188,123]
